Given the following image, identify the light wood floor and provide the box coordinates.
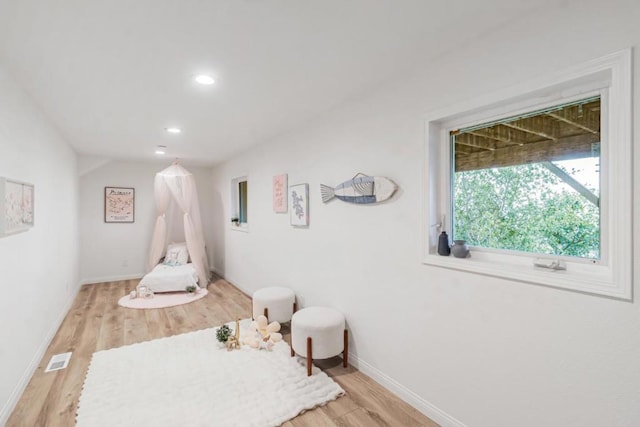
[8,278,438,427]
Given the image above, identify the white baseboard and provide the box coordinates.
[348,353,466,427]
[0,284,80,425]
[226,277,251,295]
[80,273,144,285]
[210,267,224,279]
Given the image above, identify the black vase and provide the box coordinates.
[438,231,451,256]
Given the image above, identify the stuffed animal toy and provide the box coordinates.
[242,315,282,350]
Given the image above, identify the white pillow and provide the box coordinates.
[164,242,189,266]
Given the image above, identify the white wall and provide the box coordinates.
[79,160,215,284]
[210,2,640,426]
[0,65,79,423]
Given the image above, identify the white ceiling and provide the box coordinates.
[0,0,552,165]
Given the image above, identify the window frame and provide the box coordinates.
[449,92,605,263]
[230,175,249,232]
[422,49,632,300]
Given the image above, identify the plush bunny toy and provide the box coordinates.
[242,315,282,350]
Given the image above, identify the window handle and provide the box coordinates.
[533,259,566,271]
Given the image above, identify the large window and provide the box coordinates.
[451,97,601,260]
[423,50,632,300]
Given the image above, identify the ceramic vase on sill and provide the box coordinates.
[437,231,451,256]
[451,240,470,258]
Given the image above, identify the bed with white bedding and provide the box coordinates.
[138,262,199,293]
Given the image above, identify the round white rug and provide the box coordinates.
[118,289,208,309]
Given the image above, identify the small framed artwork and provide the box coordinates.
[273,174,288,213]
[289,183,309,227]
[104,187,135,223]
[0,177,35,236]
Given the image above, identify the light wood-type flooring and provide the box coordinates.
[8,278,438,427]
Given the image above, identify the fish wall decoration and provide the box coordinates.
[320,173,398,204]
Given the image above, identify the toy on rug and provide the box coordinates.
[136,284,154,299]
[242,315,282,351]
[224,318,241,351]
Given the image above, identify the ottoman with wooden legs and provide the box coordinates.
[290,307,348,376]
[251,286,297,323]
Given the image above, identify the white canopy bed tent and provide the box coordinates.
[139,162,210,293]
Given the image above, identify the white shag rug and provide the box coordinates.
[76,319,345,427]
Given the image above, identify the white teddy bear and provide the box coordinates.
[242,315,282,350]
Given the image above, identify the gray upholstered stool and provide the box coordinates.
[290,307,348,376]
[252,286,296,323]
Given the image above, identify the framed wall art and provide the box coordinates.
[0,177,35,236]
[289,183,309,227]
[104,187,135,223]
[273,174,288,213]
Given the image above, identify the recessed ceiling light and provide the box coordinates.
[165,127,181,134]
[194,75,215,85]
[155,145,166,155]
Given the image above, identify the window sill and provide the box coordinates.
[230,224,249,233]
[422,252,627,300]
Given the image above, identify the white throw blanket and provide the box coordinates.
[77,320,345,426]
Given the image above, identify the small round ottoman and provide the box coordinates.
[290,307,348,376]
[252,286,296,323]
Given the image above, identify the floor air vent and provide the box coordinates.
[45,352,72,372]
